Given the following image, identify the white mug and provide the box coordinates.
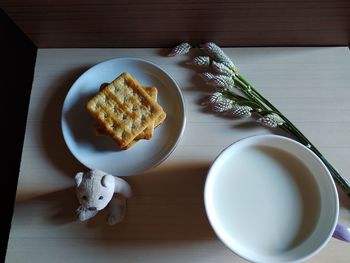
[204,135,346,263]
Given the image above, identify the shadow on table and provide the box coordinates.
[87,163,216,243]
[40,66,90,176]
[14,163,215,242]
[13,187,78,225]
[338,184,350,211]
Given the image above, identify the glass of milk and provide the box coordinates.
[204,134,339,263]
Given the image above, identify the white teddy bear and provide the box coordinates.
[75,169,132,225]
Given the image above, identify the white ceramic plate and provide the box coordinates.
[61,57,186,176]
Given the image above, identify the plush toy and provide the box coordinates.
[75,169,132,225]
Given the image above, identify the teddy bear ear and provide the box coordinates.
[101,174,114,188]
[75,172,84,187]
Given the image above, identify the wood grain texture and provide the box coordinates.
[1,0,350,47]
[5,47,350,262]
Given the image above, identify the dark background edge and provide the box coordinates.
[0,8,37,263]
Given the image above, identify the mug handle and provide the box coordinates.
[333,223,350,242]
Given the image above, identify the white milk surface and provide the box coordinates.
[211,145,320,256]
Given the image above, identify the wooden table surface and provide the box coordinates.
[6,47,350,262]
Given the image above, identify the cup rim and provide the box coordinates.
[204,134,339,263]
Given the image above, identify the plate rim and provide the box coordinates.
[61,56,186,176]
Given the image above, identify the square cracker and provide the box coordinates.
[95,86,160,140]
[86,72,164,149]
[119,109,166,150]
[121,110,166,150]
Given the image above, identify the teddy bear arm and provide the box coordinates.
[113,177,132,198]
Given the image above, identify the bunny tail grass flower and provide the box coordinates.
[211,98,235,112]
[208,75,235,91]
[202,92,238,113]
[198,72,215,82]
[201,42,236,71]
[168,41,350,196]
[201,92,224,106]
[257,113,285,128]
[212,61,235,77]
[192,56,210,68]
[227,105,253,118]
[168,42,192,57]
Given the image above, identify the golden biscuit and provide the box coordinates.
[87,72,164,149]
[95,86,159,140]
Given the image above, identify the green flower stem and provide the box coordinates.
[233,78,270,111]
[234,74,350,196]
